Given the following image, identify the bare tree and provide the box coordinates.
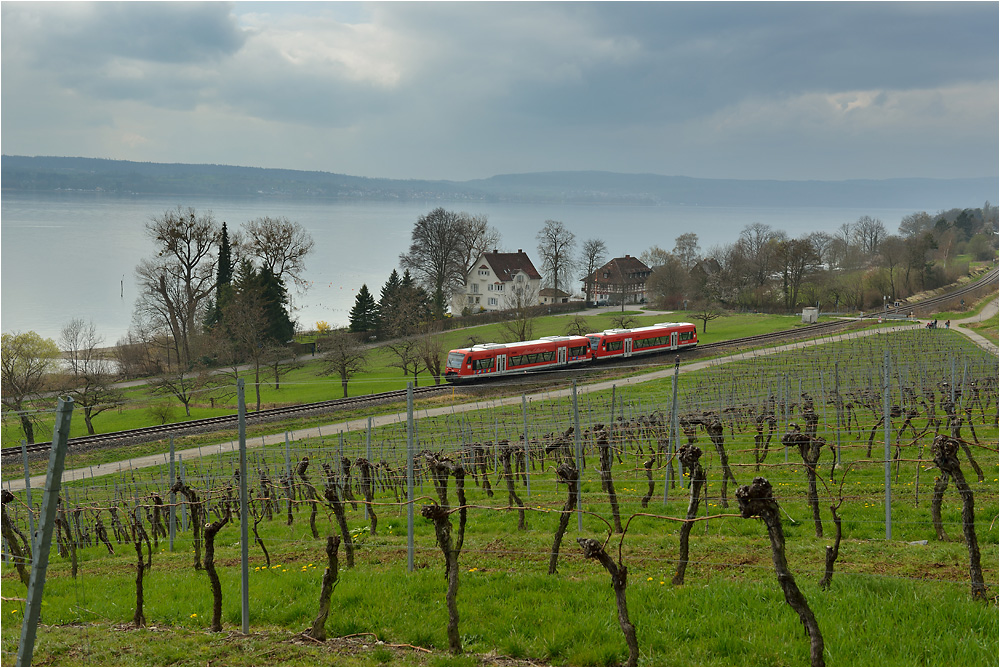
[647,255,691,309]
[774,237,820,311]
[319,330,369,397]
[134,207,218,367]
[738,223,781,290]
[400,208,467,319]
[692,302,724,333]
[639,245,672,268]
[1,331,60,443]
[59,319,124,435]
[418,328,446,385]
[536,220,576,297]
[878,235,907,298]
[456,213,501,277]
[672,232,701,270]
[498,278,539,342]
[217,287,273,412]
[152,367,207,418]
[384,337,426,386]
[853,215,886,257]
[563,315,592,336]
[580,238,608,304]
[242,216,315,289]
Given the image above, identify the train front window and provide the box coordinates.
[448,352,466,368]
[587,336,601,350]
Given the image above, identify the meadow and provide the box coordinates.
[2,326,997,666]
[1,310,831,449]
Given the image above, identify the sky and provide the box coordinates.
[2,1,997,182]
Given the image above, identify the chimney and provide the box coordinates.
[625,254,630,258]
[517,249,522,253]
[492,249,498,254]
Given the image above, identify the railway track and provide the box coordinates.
[5,266,995,461]
[3,385,448,460]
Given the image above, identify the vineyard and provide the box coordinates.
[2,328,998,666]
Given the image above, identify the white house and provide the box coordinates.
[451,249,543,314]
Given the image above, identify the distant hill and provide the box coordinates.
[2,155,996,209]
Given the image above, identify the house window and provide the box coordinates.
[488,297,498,306]
[496,283,504,291]
[478,269,489,277]
[472,283,479,294]
[516,274,524,282]
[488,284,493,291]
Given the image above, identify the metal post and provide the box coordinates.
[17,397,74,668]
[406,382,415,572]
[168,438,176,551]
[365,417,372,521]
[572,381,583,532]
[883,350,892,540]
[20,440,34,548]
[522,394,530,498]
[284,432,292,522]
[834,362,842,466]
[671,356,682,488]
[238,379,250,635]
[179,456,187,531]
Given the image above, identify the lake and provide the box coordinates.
[1,191,917,343]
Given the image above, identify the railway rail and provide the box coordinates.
[4,266,996,461]
[3,385,448,460]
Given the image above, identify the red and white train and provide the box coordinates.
[444,322,697,382]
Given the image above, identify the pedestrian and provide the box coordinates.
[945,319,950,329]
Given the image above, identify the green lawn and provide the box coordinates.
[1,311,821,448]
[2,327,996,666]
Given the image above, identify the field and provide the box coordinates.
[2,327,997,666]
[1,310,828,448]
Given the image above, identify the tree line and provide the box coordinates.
[3,201,996,443]
[644,206,998,314]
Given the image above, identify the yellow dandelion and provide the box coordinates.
[647,577,653,581]
[190,613,197,618]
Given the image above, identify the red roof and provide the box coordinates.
[484,251,541,281]
[584,255,652,287]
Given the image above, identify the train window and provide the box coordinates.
[607,341,622,352]
[587,336,601,350]
[472,358,494,371]
[448,352,466,368]
[569,345,587,357]
[542,351,555,362]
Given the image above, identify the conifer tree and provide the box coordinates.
[349,284,379,333]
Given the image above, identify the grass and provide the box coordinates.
[2,327,997,666]
[1,310,822,449]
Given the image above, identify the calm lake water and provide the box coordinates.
[1,191,916,343]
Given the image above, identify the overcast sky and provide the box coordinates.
[2,1,997,182]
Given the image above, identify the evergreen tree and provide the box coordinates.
[349,284,379,333]
[259,267,295,343]
[230,260,295,344]
[384,270,432,337]
[205,221,234,330]
[378,269,402,333]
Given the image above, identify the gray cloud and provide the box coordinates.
[1,1,995,180]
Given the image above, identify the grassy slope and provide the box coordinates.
[2,330,996,666]
[1,311,813,447]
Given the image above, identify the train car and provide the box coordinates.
[585,322,697,360]
[445,335,592,382]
